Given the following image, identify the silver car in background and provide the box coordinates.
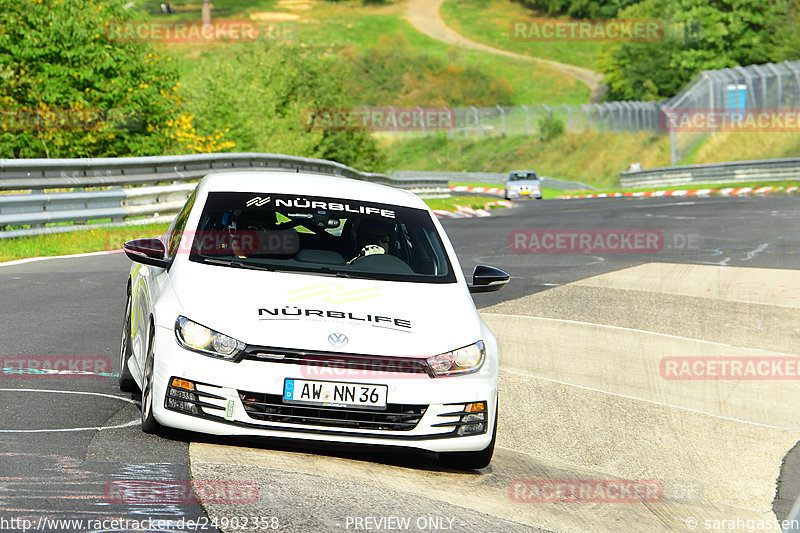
[504,170,543,200]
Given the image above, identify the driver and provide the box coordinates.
[231,212,275,258]
[348,220,391,264]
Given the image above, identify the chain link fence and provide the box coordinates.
[385,60,800,166]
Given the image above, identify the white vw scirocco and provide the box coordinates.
[120,171,509,469]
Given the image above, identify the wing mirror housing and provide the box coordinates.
[123,238,170,269]
[468,265,510,293]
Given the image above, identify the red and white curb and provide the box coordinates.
[448,185,505,197]
[434,200,512,218]
[558,185,799,199]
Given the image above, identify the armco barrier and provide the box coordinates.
[620,158,800,188]
[389,171,595,190]
[0,153,445,191]
[0,154,449,239]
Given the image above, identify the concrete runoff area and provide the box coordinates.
[191,439,770,533]
[484,263,800,517]
[190,262,799,531]
[190,263,800,532]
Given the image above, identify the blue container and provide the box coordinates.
[726,84,747,121]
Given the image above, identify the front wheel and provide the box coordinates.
[140,324,163,435]
[438,405,497,470]
[118,290,139,393]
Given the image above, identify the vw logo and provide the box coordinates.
[328,333,349,347]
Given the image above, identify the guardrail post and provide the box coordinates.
[471,106,480,137]
[417,106,426,137]
[562,104,572,131]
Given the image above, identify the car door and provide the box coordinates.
[130,190,196,376]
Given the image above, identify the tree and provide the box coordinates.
[0,0,197,158]
[599,0,800,101]
[512,0,642,18]
[184,41,385,172]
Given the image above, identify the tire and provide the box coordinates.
[118,289,139,393]
[140,323,163,435]
[438,405,498,470]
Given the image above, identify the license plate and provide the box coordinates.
[520,190,530,195]
[283,379,388,410]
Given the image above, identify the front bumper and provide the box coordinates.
[505,188,542,199]
[150,325,498,453]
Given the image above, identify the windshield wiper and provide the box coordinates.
[200,257,276,272]
[332,270,379,280]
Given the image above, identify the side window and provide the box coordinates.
[167,189,197,259]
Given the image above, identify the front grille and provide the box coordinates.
[239,391,427,431]
[242,347,430,376]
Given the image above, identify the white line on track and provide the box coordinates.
[484,312,800,357]
[0,250,121,267]
[0,389,139,433]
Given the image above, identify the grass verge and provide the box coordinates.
[161,0,589,107]
[384,131,671,189]
[0,224,170,263]
[440,0,601,71]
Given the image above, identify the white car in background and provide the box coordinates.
[119,171,509,469]
[505,170,543,200]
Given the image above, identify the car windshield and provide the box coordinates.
[188,191,456,284]
[509,171,538,182]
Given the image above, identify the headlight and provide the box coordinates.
[175,316,245,360]
[426,340,485,377]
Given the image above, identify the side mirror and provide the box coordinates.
[123,238,170,269]
[468,265,510,293]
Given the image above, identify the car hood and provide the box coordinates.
[170,262,481,357]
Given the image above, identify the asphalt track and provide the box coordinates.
[1,194,799,533]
